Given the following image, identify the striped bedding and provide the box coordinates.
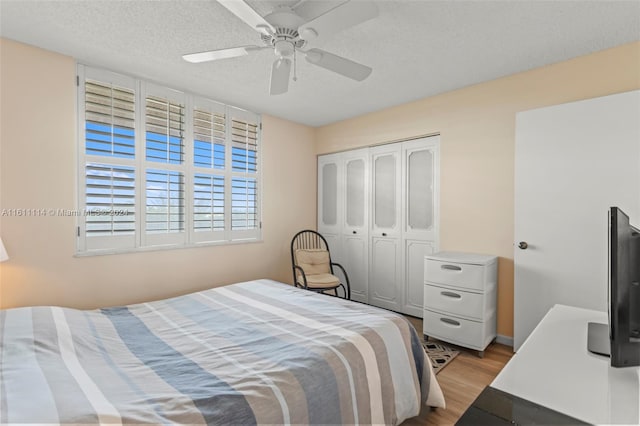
[0,279,445,424]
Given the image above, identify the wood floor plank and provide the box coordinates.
[403,315,514,425]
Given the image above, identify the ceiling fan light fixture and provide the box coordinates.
[274,40,294,58]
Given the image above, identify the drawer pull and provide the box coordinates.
[441,291,462,299]
[441,264,462,271]
[440,318,461,327]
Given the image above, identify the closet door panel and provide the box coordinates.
[369,236,402,310]
[322,234,341,259]
[400,137,440,316]
[342,148,369,302]
[319,159,339,228]
[371,145,401,238]
[369,144,402,311]
[317,153,342,260]
[345,157,366,229]
[343,235,368,302]
[404,240,436,317]
[403,138,439,241]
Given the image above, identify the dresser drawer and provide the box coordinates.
[424,258,486,291]
[423,309,484,349]
[424,284,483,320]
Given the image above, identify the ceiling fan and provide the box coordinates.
[183,0,378,95]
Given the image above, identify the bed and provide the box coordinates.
[0,279,444,424]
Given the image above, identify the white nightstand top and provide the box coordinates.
[426,251,497,265]
[492,304,640,425]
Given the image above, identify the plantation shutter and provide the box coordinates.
[78,65,262,254]
[79,68,137,252]
[192,99,227,243]
[145,169,185,233]
[145,95,185,164]
[85,163,136,235]
[194,107,226,169]
[85,80,135,158]
[229,108,260,240]
[231,177,257,230]
[193,173,225,231]
[231,118,258,173]
[142,86,187,247]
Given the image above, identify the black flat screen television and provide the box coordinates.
[587,206,640,367]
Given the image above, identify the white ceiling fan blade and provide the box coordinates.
[292,0,331,22]
[217,0,275,35]
[182,46,264,63]
[304,48,372,81]
[270,58,292,95]
[298,0,378,42]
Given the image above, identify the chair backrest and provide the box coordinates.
[291,230,334,281]
[294,249,331,275]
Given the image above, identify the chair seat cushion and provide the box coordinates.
[297,273,340,289]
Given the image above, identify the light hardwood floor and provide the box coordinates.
[403,315,514,425]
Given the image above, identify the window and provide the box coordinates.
[77,65,261,254]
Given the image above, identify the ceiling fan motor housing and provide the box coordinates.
[260,6,308,55]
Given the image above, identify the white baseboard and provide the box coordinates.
[496,334,514,348]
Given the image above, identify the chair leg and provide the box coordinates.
[339,284,347,299]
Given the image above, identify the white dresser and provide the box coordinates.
[491,304,639,425]
[423,251,497,355]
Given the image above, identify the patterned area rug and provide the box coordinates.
[423,341,460,374]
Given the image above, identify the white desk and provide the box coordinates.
[492,304,640,424]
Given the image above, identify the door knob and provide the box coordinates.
[352,230,356,234]
[518,241,528,250]
[382,232,387,237]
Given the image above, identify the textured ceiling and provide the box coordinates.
[1,0,639,127]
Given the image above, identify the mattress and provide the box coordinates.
[0,279,444,424]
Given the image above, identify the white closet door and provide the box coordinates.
[369,144,402,311]
[402,137,440,317]
[342,148,369,303]
[317,138,440,311]
[317,153,342,257]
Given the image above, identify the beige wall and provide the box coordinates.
[315,41,640,338]
[2,37,639,339]
[0,38,317,309]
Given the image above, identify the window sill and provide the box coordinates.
[74,238,263,257]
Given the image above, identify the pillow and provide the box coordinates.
[295,249,331,275]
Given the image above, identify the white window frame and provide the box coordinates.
[76,65,262,255]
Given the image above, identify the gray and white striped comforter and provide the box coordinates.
[0,279,445,425]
